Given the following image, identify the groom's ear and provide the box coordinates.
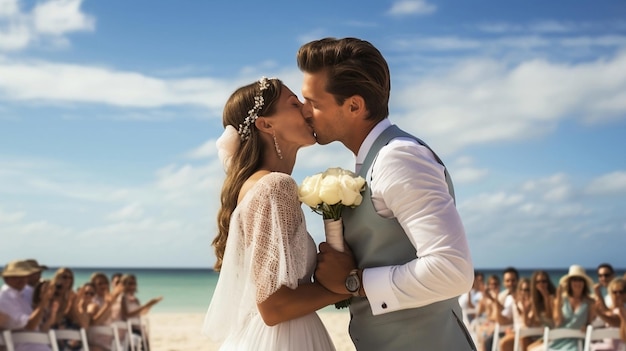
[345,95,367,119]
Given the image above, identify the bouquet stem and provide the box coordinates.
[323,218,344,252]
[322,217,351,309]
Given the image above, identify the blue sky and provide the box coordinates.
[1,0,625,270]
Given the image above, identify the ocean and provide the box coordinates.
[41,267,623,314]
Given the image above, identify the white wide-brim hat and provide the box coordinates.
[559,264,594,289]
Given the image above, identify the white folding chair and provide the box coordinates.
[127,317,149,351]
[583,325,622,351]
[87,325,122,351]
[491,323,514,351]
[1,330,15,351]
[6,330,59,351]
[543,326,586,351]
[111,320,138,351]
[50,328,90,351]
[513,326,544,351]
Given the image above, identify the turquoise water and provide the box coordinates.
[41,267,622,313]
[42,268,217,313]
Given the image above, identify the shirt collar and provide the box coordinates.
[355,118,391,166]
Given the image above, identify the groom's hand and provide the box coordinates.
[315,242,356,295]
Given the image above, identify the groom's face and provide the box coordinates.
[301,71,348,146]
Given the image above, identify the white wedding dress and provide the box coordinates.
[203,172,336,351]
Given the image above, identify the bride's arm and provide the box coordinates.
[257,282,350,326]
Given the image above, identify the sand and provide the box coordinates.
[147,311,356,351]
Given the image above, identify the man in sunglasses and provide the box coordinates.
[592,262,616,327]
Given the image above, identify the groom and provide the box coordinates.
[298,37,476,351]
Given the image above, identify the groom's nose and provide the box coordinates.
[301,101,313,119]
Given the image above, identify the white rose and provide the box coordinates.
[338,174,361,206]
[318,174,342,205]
[298,173,323,207]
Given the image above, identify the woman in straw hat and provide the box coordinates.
[530,265,596,351]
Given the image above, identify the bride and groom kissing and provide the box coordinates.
[203,37,476,351]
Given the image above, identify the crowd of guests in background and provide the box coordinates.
[0,258,163,351]
[459,263,626,351]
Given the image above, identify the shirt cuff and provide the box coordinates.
[363,266,400,315]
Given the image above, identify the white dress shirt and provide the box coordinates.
[357,119,474,315]
[0,283,32,329]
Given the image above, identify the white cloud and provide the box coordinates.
[106,203,144,221]
[0,0,18,17]
[32,0,94,35]
[0,21,30,50]
[0,207,24,223]
[186,139,217,159]
[0,58,233,109]
[393,51,626,154]
[0,0,93,52]
[452,166,489,184]
[388,0,436,16]
[585,171,626,195]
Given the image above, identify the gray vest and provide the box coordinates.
[342,125,476,351]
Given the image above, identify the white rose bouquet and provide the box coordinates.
[298,167,366,309]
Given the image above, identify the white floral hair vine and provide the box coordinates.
[216,77,274,172]
[237,77,272,141]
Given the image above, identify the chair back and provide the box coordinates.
[513,326,544,351]
[492,323,513,351]
[0,330,15,351]
[88,325,122,351]
[111,320,135,350]
[49,328,90,351]
[6,331,58,351]
[127,317,149,351]
[543,327,586,351]
[583,325,622,351]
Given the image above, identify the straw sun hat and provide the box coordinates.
[24,259,48,271]
[559,264,594,289]
[2,260,40,277]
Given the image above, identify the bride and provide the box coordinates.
[203,77,349,350]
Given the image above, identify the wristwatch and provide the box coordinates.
[345,269,361,297]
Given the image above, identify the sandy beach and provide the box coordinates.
[148,311,356,351]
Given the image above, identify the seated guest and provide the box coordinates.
[498,267,520,304]
[22,259,48,306]
[87,272,124,351]
[497,278,533,351]
[31,280,60,332]
[476,274,501,351]
[120,274,162,319]
[459,271,484,324]
[0,259,53,351]
[592,277,626,350]
[593,263,617,329]
[529,265,595,351]
[120,274,162,351]
[50,267,89,330]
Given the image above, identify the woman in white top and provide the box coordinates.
[203,77,350,350]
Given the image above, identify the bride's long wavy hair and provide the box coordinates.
[212,78,283,271]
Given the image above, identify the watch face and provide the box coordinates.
[346,275,359,292]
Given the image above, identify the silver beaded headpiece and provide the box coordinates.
[237,77,272,141]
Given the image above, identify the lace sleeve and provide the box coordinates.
[243,173,306,303]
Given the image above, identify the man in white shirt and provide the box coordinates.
[0,260,53,351]
[298,37,475,350]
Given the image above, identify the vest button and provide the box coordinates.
[381,302,387,309]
